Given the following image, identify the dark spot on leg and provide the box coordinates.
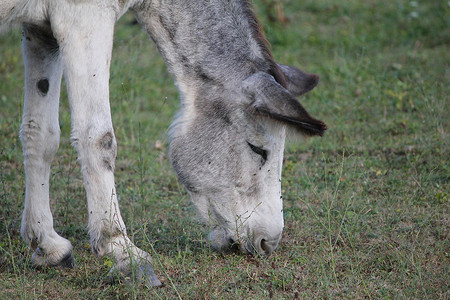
[97,132,116,172]
[25,119,40,130]
[99,132,113,150]
[37,78,49,96]
[103,159,113,171]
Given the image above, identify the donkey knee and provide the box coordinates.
[20,118,60,163]
[43,126,60,162]
[72,129,117,172]
[97,131,117,172]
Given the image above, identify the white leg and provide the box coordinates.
[50,3,161,286]
[20,24,74,267]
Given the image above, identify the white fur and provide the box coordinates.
[3,1,160,284]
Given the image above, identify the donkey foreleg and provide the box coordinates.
[50,4,161,286]
[20,24,74,268]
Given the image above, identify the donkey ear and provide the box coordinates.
[243,72,327,136]
[278,64,319,96]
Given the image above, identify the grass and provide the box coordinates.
[0,0,448,298]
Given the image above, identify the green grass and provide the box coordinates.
[1,0,449,298]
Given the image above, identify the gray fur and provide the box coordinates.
[133,0,327,254]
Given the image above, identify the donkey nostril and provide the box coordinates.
[260,239,269,253]
[228,238,240,252]
[259,238,276,255]
[209,229,240,253]
[255,237,279,256]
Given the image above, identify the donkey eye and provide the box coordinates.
[247,142,268,162]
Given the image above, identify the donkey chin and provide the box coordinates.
[208,221,284,256]
[187,185,285,256]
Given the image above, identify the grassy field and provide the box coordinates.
[0,0,448,298]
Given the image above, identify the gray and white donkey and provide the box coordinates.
[1,0,326,286]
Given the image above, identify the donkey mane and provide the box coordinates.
[242,1,287,89]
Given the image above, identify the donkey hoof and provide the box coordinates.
[55,252,76,268]
[136,264,162,287]
[31,248,75,269]
[109,264,162,287]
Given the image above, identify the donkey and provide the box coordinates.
[0,0,326,287]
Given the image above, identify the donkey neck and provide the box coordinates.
[132,0,285,103]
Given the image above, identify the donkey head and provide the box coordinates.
[169,64,326,255]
